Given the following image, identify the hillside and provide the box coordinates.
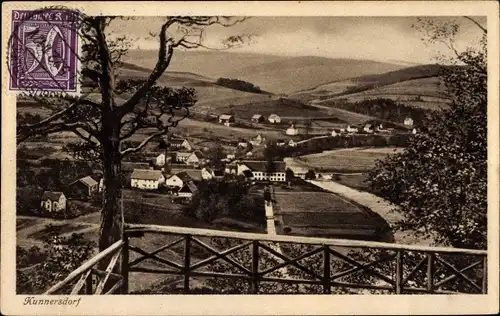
[292,64,454,112]
[123,50,406,94]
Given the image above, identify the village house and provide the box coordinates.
[251,114,265,123]
[41,191,67,214]
[268,114,281,124]
[375,123,385,132]
[404,117,414,126]
[237,139,249,148]
[174,151,192,163]
[186,150,206,166]
[218,114,235,126]
[154,153,173,167]
[166,171,195,189]
[131,169,165,190]
[363,124,374,133]
[168,138,193,151]
[68,176,98,199]
[276,139,287,147]
[412,128,418,134]
[346,125,359,133]
[224,162,238,175]
[331,129,342,137]
[170,168,202,182]
[177,182,198,199]
[201,167,214,180]
[249,134,264,146]
[236,160,286,182]
[245,151,253,157]
[285,124,300,136]
[288,139,297,147]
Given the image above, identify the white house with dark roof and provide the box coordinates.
[404,117,414,126]
[177,182,198,199]
[346,125,359,133]
[363,124,374,133]
[251,114,265,123]
[131,169,165,190]
[218,114,235,126]
[286,124,300,136]
[236,160,286,182]
[249,134,264,146]
[276,139,287,147]
[166,171,195,189]
[168,138,193,151]
[174,151,192,163]
[186,150,206,166]
[268,114,281,124]
[41,191,67,213]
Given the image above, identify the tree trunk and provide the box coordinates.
[99,121,123,252]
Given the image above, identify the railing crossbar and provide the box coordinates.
[329,248,395,286]
[434,260,482,288]
[259,245,323,278]
[402,256,427,286]
[128,237,185,267]
[191,237,251,274]
[129,245,183,270]
[331,254,396,281]
[259,242,322,280]
[190,241,253,271]
[435,256,482,291]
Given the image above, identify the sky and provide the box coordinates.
[108,16,486,65]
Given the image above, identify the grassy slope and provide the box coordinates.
[291,64,453,114]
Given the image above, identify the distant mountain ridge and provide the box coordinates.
[123,50,406,94]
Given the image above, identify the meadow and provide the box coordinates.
[295,147,404,172]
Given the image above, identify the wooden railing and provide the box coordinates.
[44,224,488,295]
[44,240,125,295]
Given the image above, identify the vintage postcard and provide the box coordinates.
[1,1,499,315]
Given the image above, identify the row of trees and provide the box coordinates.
[215,77,264,94]
[334,98,429,125]
[183,179,265,224]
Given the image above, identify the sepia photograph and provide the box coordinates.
[1,1,499,315]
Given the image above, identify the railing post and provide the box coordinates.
[183,235,191,293]
[426,253,434,293]
[395,250,403,294]
[323,245,331,294]
[251,240,260,294]
[85,273,93,294]
[482,256,487,294]
[120,233,129,294]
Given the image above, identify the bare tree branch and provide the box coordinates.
[464,16,487,34]
[119,108,190,156]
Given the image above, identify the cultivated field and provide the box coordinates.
[273,191,389,240]
[295,147,404,172]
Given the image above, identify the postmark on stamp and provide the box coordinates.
[8,8,81,94]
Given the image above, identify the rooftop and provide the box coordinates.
[42,191,64,201]
[239,160,286,172]
[131,169,164,181]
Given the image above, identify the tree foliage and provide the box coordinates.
[17,231,95,294]
[367,17,487,249]
[16,14,248,251]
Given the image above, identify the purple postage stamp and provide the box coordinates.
[8,9,80,94]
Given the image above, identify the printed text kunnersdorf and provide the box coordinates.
[23,296,82,307]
